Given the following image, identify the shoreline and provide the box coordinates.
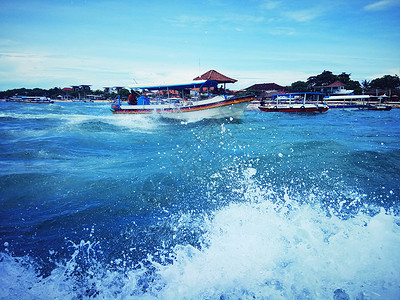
[2,98,400,108]
[249,100,400,109]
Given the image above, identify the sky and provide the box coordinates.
[0,0,400,91]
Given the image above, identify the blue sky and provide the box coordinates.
[0,0,399,91]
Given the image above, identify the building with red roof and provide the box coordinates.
[245,83,287,98]
[314,81,354,95]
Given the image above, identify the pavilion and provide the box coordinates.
[193,70,237,90]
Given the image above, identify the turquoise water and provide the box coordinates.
[0,101,400,299]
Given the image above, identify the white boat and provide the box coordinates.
[324,95,392,110]
[6,96,54,104]
[366,95,392,111]
[110,80,254,121]
[259,93,329,113]
[324,95,370,110]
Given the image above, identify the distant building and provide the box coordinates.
[245,83,286,98]
[104,87,111,94]
[61,87,73,100]
[313,81,353,95]
[102,87,125,94]
[113,87,124,93]
[68,85,92,99]
[79,85,92,91]
[70,85,92,92]
[86,94,104,100]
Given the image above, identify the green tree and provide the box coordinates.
[93,89,104,95]
[305,70,361,93]
[347,80,362,94]
[118,88,130,98]
[47,87,62,98]
[361,80,370,89]
[370,75,400,90]
[361,80,371,94]
[307,70,337,88]
[290,81,309,92]
[337,72,351,84]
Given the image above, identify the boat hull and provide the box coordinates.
[367,104,392,111]
[6,98,54,104]
[327,104,369,110]
[111,95,254,121]
[259,104,328,113]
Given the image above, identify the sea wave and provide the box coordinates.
[1,168,399,299]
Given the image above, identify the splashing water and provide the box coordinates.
[1,102,400,299]
[1,169,400,299]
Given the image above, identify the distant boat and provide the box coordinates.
[258,92,328,113]
[367,103,392,111]
[6,96,54,104]
[367,95,392,110]
[324,95,370,110]
[324,95,392,111]
[110,80,254,121]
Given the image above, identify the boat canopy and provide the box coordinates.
[130,80,218,91]
[272,92,325,99]
[324,95,370,100]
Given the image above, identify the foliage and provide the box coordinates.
[289,81,309,92]
[370,75,400,90]
[361,80,371,91]
[1,73,400,99]
[118,88,130,98]
[306,70,337,87]
[306,70,362,93]
[0,86,111,99]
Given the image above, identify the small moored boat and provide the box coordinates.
[367,103,392,111]
[324,94,392,111]
[324,95,370,110]
[6,96,54,104]
[258,92,328,113]
[367,95,392,111]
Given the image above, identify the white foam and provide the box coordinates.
[109,114,161,132]
[0,108,162,134]
[1,169,400,299]
[152,169,400,299]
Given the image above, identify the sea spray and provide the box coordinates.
[1,103,400,299]
[151,169,400,299]
[4,167,399,299]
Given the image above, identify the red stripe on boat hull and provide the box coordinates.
[111,95,254,114]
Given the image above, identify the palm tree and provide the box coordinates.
[361,80,371,95]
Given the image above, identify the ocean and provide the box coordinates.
[0,101,399,299]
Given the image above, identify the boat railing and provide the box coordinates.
[111,91,254,111]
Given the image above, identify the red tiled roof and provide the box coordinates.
[245,83,285,91]
[193,70,237,83]
[327,81,345,87]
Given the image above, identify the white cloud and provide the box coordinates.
[0,47,214,90]
[365,69,400,80]
[260,0,281,10]
[284,8,323,22]
[364,0,400,11]
[0,50,135,89]
[222,15,264,23]
[166,15,216,27]
[168,14,264,28]
[229,69,313,89]
[267,26,295,36]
